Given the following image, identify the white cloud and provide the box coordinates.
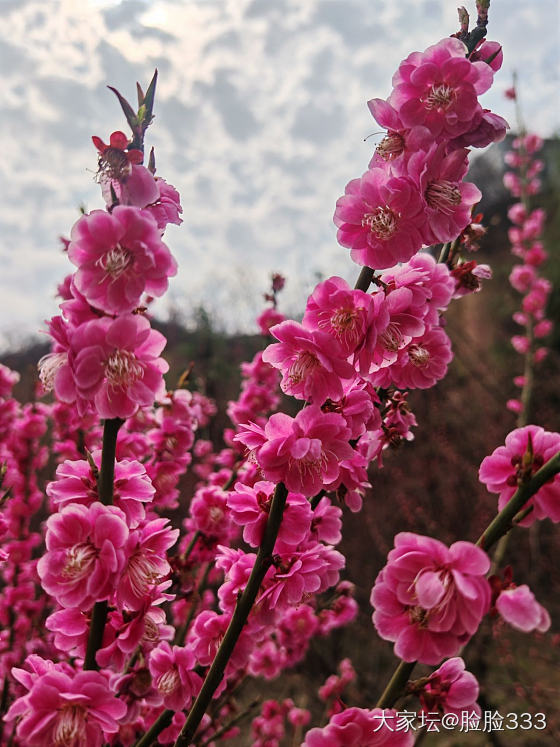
[0,0,558,347]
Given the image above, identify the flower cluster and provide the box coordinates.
[334,37,507,270]
[502,128,552,415]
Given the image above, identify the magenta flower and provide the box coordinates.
[388,37,493,139]
[116,518,178,612]
[227,480,312,547]
[68,206,177,314]
[259,543,345,611]
[418,657,480,717]
[262,321,354,404]
[303,707,413,746]
[47,454,155,528]
[56,314,168,419]
[145,177,183,231]
[406,144,481,244]
[386,326,453,390]
[189,610,253,674]
[37,502,129,611]
[235,405,354,496]
[257,306,286,335]
[148,641,202,711]
[303,276,389,372]
[371,532,491,665]
[496,585,550,633]
[6,662,126,746]
[334,167,426,270]
[479,425,560,524]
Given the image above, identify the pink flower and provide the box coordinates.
[509,265,536,293]
[56,314,168,419]
[146,177,183,231]
[380,252,455,326]
[227,481,312,547]
[257,307,286,335]
[37,502,129,611]
[263,320,354,404]
[418,657,480,716]
[68,206,177,314]
[235,406,354,496]
[6,665,126,747]
[47,454,155,528]
[388,37,493,139]
[148,642,202,711]
[406,144,481,244]
[188,485,234,543]
[189,610,253,674]
[496,585,550,633]
[334,168,426,270]
[303,276,389,371]
[303,707,413,746]
[383,326,453,390]
[479,425,560,524]
[371,533,491,665]
[259,543,345,612]
[117,518,178,612]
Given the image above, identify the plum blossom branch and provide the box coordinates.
[83,417,124,671]
[173,482,289,746]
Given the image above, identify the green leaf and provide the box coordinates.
[107,86,138,132]
[136,81,145,108]
[143,69,158,124]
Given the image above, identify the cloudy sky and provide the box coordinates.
[1,0,559,348]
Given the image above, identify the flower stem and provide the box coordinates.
[172,482,288,746]
[354,266,374,292]
[135,709,174,747]
[83,417,123,671]
[375,660,416,709]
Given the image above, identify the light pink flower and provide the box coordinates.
[496,585,551,633]
[388,37,493,139]
[6,662,126,747]
[479,425,560,524]
[68,206,177,314]
[148,642,202,711]
[56,314,168,419]
[235,406,354,496]
[334,168,426,270]
[371,533,491,665]
[303,707,413,746]
[37,502,129,611]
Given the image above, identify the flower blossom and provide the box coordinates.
[495,585,551,633]
[334,168,426,270]
[388,37,493,139]
[6,663,126,747]
[417,657,480,717]
[303,707,413,746]
[37,502,129,611]
[148,642,202,711]
[235,405,354,496]
[55,314,168,419]
[68,206,177,314]
[371,533,491,665]
[479,425,560,524]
